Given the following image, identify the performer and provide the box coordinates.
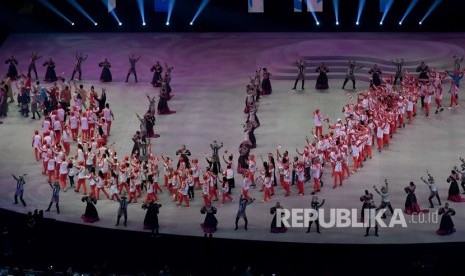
[453,55,464,71]
[176,145,191,169]
[261,67,272,95]
[235,195,254,230]
[98,58,112,82]
[142,200,162,236]
[360,190,373,222]
[315,62,329,90]
[150,61,163,87]
[115,193,131,227]
[306,196,324,233]
[436,203,456,235]
[292,59,306,90]
[416,61,429,81]
[392,58,404,85]
[28,52,42,80]
[342,60,363,89]
[157,85,175,114]
[364,200,379,237]
[447,170,465,202]
[200,202,218,238]
[43,58,57,82]
[81,195,99,223]
[5,56,19,80]
[45,182,60,214]
[373,179,394,218]
[125,54,141,82]
[404,181,429,214]
[270,202,287,233]
[368,64,382,87]
[210,140,223,175]
[71,52,87,80]
[420,172,441,208]
[12,173,27,207]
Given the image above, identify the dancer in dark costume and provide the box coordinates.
[392,58,404,85]
[150,61,163,87]
[201,202,218,238]
[261,68,272,95]
[342,60,363,89]
[360,190,373,223]
[315,62,329,90]
[306,196,324,233]
[157,85,175,115]
[125,54,141,82]
[28,52,42,80]
[81,195,99,223]
[416,61,429,108]
[447,170,465,202]
[436,203,456,235]
[12,173,27,207]
[43,58,57,82]
[235,195,254,230]
[71,52,87,80]
[98,58,112,82]
[368,64,382,87]
[270,202,287,233]
[142,200,161,236]
[5,56,18,80]
[292,59,306,90]
[45,182,60,214]
[404,181,429,214]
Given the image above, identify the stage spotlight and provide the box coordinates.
[316,21,320,26]
[100,0,122,26]
[380,21,383,25]
[190,0,211,27]
[36,0,74,25]
[189,22,193,26]
[356,21,359,26]
[137,0,146,29]
[419,21,422,25]
[398,21,402,25]
[419,0,443,25]
[166,0,176,30]
[380,0,394,27]
[67,0,97,26]
[399,0,419,25]
[356,0,366,28]
[118,22,122,26]
[332,0,339,29]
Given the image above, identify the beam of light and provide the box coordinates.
[380,0,394,25]
[100,0,122,26]
[137,0,146,26]
[399,0,419,25]
[420,0,443,25]
[356,0,366,26]
[66,0,97,25]
[190,0,211,25]
[305,0,320,26]
[166,0,176,26]
[36,0,74,25]
[332,0,339,27]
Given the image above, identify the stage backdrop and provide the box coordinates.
[294,0,323,12]
[248,0,264,13]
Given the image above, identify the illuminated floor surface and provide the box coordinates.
[1,32,465,244]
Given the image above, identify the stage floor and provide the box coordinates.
[1,32,465,244]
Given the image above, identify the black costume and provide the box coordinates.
[142,201,161,235]
[368,66,382,87]
[43,59,57,82]
[315,64,329,89]
[292,60,306,90]
[71,53,87,80]
[28,52,42,80]
[5,57,18,80]
[201,204,218,237]
[307,198,324,233]
[235,196,253,230]
[115,195,131,227]
[13,174,27,207]
[151,62,163,87]
[99,59,112,82]
[436,206,456,235]
[126,55,140,82]
[81,195,99,223]
[270,203,287,233]
[45,183,60,214]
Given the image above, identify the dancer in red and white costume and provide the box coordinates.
[313,109,324,138]
[32,130,42,161]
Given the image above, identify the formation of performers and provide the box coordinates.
[4,52,175,85]
[6,53,465,238]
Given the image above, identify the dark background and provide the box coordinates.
[0,0,463,34]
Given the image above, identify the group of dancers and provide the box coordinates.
[6,52,465,238]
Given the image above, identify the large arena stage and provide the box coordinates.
[1,32,465,249]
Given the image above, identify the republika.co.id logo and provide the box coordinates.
[276,208,410,228]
